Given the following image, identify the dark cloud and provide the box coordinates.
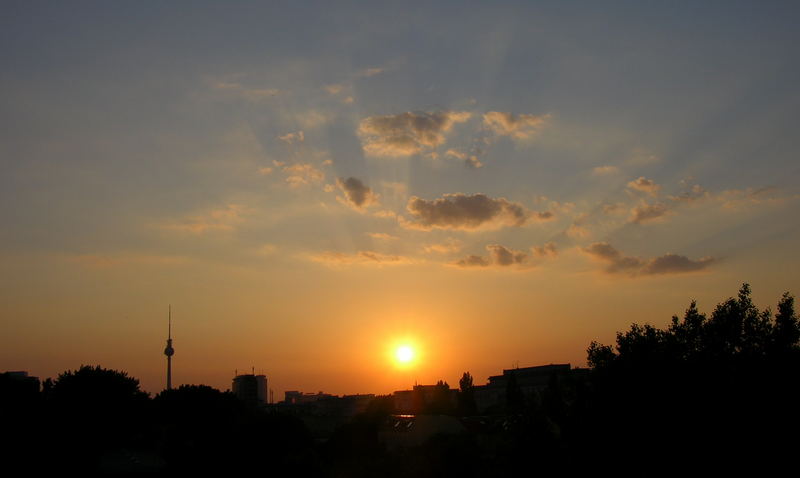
[629,202,669,224]
[453,255,491,268]
[336,177,379,211]
[584,242,714,276]
[453,244,529,268]
[357,111,471,157]
[487,244,528,266]
[641,254,715,275]
[401,193,551,231]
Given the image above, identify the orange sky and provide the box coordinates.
[1,3,799,398]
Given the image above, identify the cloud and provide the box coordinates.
[592,165,619,176]
[310,250,414,267]
[358,67,385,78]
[282,163,325,187]
[357,111,471,157]
[641,254,715,275]
[211,80,280,101]
[278,131,304,144]
[257,167,273,175]
[627,149,661,165]
[67,253,189,268]
[336,177,380,211]
[401,193,551,231]
[482,111,549,140]
[324,84,344,95]
[465,156,484,169]
[718,187,791,210]
[423,238,463,254]
[453,244,529,268]
[445,149,483,169]
[296,110,330,129]
[627,177,661,196]
[602,202,626,215]
[453,255,491,267]
[532,242,558,257]
[669,183,710,204]
[583,242,714,276]
[567,224,590,238]
[487,244,528,266]
[158,204,249,234]
[629,201,669,224]
[368,232,398,240]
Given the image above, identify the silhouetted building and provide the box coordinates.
[282,391,375,416]
[473,363,572,413]
[392,382,458,414]
[232,374,267,406]
[283,390,335,405]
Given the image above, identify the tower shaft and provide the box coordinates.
[164,305,175,391]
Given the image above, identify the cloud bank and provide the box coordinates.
[583,242,714,276]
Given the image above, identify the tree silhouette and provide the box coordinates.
[584,284,800,465]
[45,365,150,470]
[458,372,477,416]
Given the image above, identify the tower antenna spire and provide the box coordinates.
[164,305,175,391]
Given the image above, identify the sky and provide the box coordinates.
[2,1,799,397]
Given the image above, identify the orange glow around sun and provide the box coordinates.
[389,340,419,368]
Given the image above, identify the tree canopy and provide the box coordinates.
[587,283,799,370]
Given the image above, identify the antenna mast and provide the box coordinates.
[164,305,175,391]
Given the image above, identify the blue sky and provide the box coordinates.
[1,1,799,394]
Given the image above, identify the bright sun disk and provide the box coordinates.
[396,345,414,363]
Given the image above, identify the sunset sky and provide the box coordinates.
[2,1,799,396]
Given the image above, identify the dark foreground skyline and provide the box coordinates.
[3,283,799,473]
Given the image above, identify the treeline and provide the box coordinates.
[2,369,319,473]
[2,284,798,474]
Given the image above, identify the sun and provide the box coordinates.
[395,345,415,364]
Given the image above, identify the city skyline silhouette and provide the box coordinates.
[2,0,800,415]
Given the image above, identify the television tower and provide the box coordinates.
[164,305,175,391]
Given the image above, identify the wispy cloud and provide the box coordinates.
[158,204,249,234]
[592,165,619,176]
[309,250,415,267]
[423,238,463,254]
[281,163,325,188]
[368,232,398,240]
[66,252,190,268]
[211,80,280,101]
[482,111,550,140]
